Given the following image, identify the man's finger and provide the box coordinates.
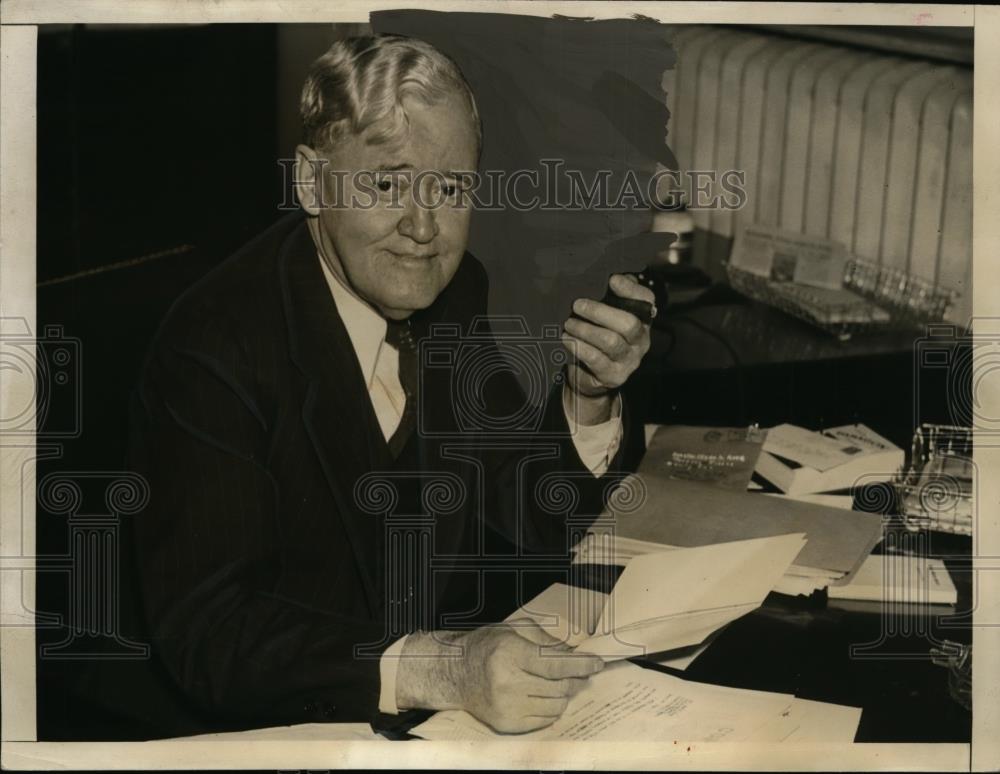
[564,317,630,359]
[503,714,559,733]
[609,273,655,304]
[523,650,606,680]
[523,695,570,720]
[507,618,570,648]
[571,297,643,341]
[562,333,614,377]
[525,675,591,698]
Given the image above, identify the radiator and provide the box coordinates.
[663,26,973,324]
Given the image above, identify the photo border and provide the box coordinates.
[1,2,996,771]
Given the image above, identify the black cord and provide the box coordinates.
[668,315,747,425]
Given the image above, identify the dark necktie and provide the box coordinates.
[384,318,418,458]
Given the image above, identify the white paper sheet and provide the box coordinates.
[573,531,844,598]
[752,697,863,742]
[520,535,805,660]
[183,722,386,741]
[412,661,799,742]
[763,423,857,472]
[763,492,856,510]
[584,534,806,651]
[648,628,724,671]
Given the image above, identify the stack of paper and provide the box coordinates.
[827,554,958,605]
[183,723,386,741]
[591,471,882,595]
[515,534,805,661]
[763,492,855,510]
[572,531,842,598]
[411,660,861,743]
[756,423,904,495]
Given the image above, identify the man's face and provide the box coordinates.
[310,92,479,320]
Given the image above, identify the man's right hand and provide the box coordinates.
[395,622,605,733]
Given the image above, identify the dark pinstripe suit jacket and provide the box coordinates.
[128,212,636,733]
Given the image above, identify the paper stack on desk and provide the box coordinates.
[584,469,882,596]
[411,660,862,742]
[513,534,805,661]
[827,554,957,606]
[755,423,904,496]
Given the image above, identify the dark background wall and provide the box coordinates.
[36,23,284,740]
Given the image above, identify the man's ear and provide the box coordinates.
[295,144,324,216]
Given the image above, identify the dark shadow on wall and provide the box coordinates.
[372,11,679,361]
[35,23,283,740]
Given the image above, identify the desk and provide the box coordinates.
[569,529,972,744]
[625,297,965,453]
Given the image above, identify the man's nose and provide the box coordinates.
[397,198,438,244]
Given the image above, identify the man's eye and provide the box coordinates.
[376,177,393,192]
[443,183,458,197]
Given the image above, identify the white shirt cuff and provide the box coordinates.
[377,635,408,715]
[563,387,624,477]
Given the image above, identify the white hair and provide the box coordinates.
[300,34,482,153]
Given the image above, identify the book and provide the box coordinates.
[755,423,904,495]
[602,470,883,586]
[639,424,768,491]
[827,554,957,605]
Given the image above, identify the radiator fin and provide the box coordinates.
[666,26,973,324]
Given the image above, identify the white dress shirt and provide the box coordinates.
[318,255,623,714]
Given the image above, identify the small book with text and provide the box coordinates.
[755,423,904,496]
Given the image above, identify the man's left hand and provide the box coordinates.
[562,274,653,423]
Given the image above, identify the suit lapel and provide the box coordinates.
[278,218,384,616]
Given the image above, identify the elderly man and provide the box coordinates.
[130,34,653,736]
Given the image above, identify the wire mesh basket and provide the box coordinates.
[844,259,958,325]
[893,424,974,536]
[724,256,959,340]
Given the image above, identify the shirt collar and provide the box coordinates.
[318,253,387,389]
